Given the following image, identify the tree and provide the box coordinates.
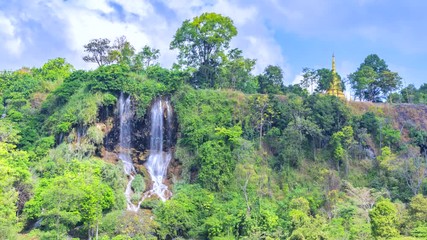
[107,36,135,66]
[402,147,427,195]
[198,140,234,191]
[348,54,402,101]
[301,68,343,93]
[134,45,160,69]
[24,165,114,239]
[249,95,274,148]
[83,38,112,66]
[300,68,317,93]
[308,94,350,140]
[170,12,238,88]
[154,184,214,239]
[400,84,417,103]
[331,126,356,174]
[258,65,284,94]
[369,199,400,239]
[35,58,74,82]
[280,94,321,165]
[407,194,427,238]
[218,48,257,93]
[0,132,31,239]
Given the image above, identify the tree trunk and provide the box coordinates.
[96,222,99,240]
[88,228,92,240]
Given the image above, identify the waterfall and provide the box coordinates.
[145,98,173,201]
[118,92,139,211]
[118,94,173,211]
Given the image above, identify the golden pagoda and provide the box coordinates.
[326,54,345,99]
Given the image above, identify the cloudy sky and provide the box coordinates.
[1,0,426,87]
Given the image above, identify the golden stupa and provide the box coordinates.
[326,54,345,99]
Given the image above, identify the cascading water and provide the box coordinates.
[118,94,174,211]
[117,92,139,211]
[144,98,173,201]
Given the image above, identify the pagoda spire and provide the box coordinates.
[332,53,336,73]
[326,54,345,99]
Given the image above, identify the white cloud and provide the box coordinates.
[242,35,287,74]
[206,0,258,26]
[111,0,154,18]
[292,74,303,85]
[0,13,23,56]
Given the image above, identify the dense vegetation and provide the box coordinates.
[1,12,426,240]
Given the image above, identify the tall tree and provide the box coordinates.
[219,48,256,93]
[35,58,74,82]
[348,54,402,101]
[83,38,111,66]
[170,12,238,88]
[258,65,284,94]
[108,36,135,66]
[132,45,160,72]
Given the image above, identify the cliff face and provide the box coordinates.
[98,96,179,189]
[348,101,427,134]
[393,104,427,131]
[102,97,151,159]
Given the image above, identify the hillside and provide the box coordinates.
[1,62,427,240]
[1,12,427,240]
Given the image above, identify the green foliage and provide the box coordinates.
[408,194,427,238]
[83,38,112,66]
[198,140,234,191]
[308,94,350,138]
[369,198,400,239]
[218,48,257,93]
[173,87,235,150]
[132,45,160,72]
[379,124,401,149]
[286,197,328,239]
[108,36,136,66]
[24,160,114,238]
[1,70,41,100]
[331,126,356,174]
[129,78,168,117]
[33,57,74,82]
[144,65,185,92]
[258,65,284,94]
[409,127,427,155]
[49,70,90,107]
[301,67,344,93]
[0,119,21,144]
[46,89,105,134]
[88,64,130,93]
[99,210,158,239]
[349,54,402,101]
[0,140,31,239]
[131,174,145,193]
[215,125,243,146]
[87,125,105,145]
[170,12,238,88]
[359,111,379,137]
[0,17,424,240]
[154,184,214,239]
[395,83,427,104]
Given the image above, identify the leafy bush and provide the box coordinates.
[131,174,145,193]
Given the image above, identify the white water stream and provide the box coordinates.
[118,94,173,212]
[144,98,173,201]
[118,93,140,211]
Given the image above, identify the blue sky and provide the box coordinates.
[1,0,426,93]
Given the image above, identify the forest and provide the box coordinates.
[1,12,427,240]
